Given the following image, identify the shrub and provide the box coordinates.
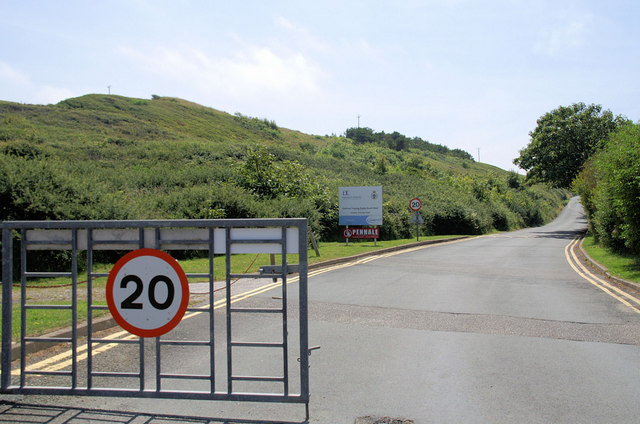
[585,124,640,253]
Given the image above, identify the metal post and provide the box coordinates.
[225,227,233,394]
[298,220,310,403]
[281,227,289,396]
[71,229,78,389]
[1,226,13,389]
[345,225,349,246]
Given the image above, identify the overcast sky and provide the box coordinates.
[1,0,638,172]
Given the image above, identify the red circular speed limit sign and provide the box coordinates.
[106,249,189,338]
[409,198,422,211]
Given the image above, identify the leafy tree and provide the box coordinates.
[374,155,388,174]
[514,103,628,188]
[236,146,329,202]
[574,124,640,254]
[345,127,375,144]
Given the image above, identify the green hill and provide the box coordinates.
[0,94,567,241]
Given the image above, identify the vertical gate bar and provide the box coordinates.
[155,227,162,393]
[19,229,27,388]
[156,335,162,392]
[139,227,145,391]
[1,227,13,390]
[281,226,289,396]
[87,229,94,389]
[155,228,161,249]
[71,229,78,389]
[298,220,310,402]
[225,227,232,394]
[208,226,215,394]
[139,227,145,249]
[139,337,145,391]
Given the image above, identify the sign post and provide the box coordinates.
[106,248,190,338]
[409,198,423,241]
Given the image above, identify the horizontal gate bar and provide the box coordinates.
[24,272,72,278]
[5,220,304,254]
[229,307,284,314]
[1,387,308,403]
[231,342,284,348]
[232,375,285,382]
[159,373,211,380]
[91,372,140,378]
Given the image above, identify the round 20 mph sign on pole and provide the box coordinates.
[106,248,190,338]
[410,197,422,211]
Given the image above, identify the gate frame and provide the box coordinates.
[1,218,309,414]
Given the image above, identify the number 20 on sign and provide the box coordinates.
[106,249,190,338]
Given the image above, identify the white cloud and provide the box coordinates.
[0,62,75,104]
[275,16,330,53]
[0,62,30,87]
[534,14,592,56]
[38,85,76,104]
[119,44,323,100]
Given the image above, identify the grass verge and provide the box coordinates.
[1,236,459,338]
[582,235,640,283]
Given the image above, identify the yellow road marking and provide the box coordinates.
[17,278,296,374]
[565,236,640,314]
[16,237,472,374]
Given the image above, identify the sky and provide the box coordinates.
[1,1,639,172]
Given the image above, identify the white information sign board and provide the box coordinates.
[339,186,383,226]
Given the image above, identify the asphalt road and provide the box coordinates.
[5,197,640,423]
[302,197,640,423]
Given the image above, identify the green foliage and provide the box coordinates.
[235,146,326,201]
[233,113,279,139]
[515,103,628,188]
[575,124,640,254]
[0,94,568,253]
[345,127,474,160]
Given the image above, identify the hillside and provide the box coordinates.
[0,94,568,241]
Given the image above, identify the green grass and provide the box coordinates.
[308,236,461,261]
[1,236,460,338]
[6,302,109,340]
[178,236,463,279]
[582,235,640,283]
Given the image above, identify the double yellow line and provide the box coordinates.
[565,235,640,314]
[16,279,293,375]
[17,236,473,374]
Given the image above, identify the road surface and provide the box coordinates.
[5,197,640,423]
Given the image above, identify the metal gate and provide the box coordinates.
[1,219,309,413]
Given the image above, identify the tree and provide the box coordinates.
[574,124,640,254]
[345,127,375,144]
[514,103,628,188]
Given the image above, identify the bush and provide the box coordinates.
[422,200,492,235]
[583,124,640,253]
